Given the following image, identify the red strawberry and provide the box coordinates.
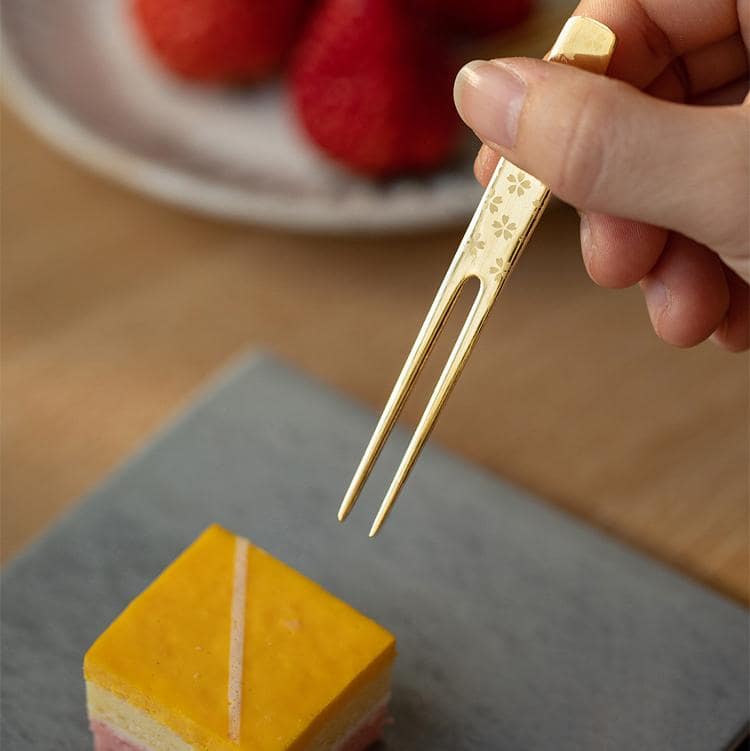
[410,0,533,37]
[132,0,310,83]
[290,0,462,177]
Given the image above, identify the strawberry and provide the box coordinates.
[290,0,462,177]
[132,0,310,83]
[409,0,533,37]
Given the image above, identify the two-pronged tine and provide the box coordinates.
[368,283,491,537]
[338,16,617,537]
[337,263,465,523]
[338,149,545,536]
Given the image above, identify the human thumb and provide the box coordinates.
[454,57,749,276]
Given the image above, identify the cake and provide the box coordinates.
[84,525,396,750]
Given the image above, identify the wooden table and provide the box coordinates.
[2,109,748,605]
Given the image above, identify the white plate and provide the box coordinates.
[0,0,484,233]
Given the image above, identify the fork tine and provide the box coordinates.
[368,282,491,537]
[337,266,465,522]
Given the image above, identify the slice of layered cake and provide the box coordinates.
[84,525,395,750]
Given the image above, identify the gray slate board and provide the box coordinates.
[2,354,748,750]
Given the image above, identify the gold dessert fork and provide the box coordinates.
[339,17,617,537]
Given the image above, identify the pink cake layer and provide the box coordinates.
[338,703,389,751]
[90,704,389,751]
[91,721,142,751]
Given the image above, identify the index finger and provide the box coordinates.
[572,0,741,87]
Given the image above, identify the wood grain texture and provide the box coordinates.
[2,108,748,604]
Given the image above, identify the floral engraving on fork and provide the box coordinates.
[485,190,504,214]
[489,257,511,281]
[493,215,517,240]
[465,231,486,258]
[507,171,532,196]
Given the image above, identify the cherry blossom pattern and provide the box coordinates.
[493,215,517,240]
[507,171,532,197]
[489,257,511,282]
[465,231,486,258]
[485,189,504,214]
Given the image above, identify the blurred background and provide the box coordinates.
[1,0,748,605]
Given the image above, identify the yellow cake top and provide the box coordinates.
[84,525,395,750]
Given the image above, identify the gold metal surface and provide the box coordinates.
[339,17,617,537]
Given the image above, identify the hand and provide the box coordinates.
[453,0,749,351]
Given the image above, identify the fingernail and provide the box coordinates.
[579,213,593,265]
[454,61,526,148]
[641,278,671,336]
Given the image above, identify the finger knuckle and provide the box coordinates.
[553,85,612,208]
